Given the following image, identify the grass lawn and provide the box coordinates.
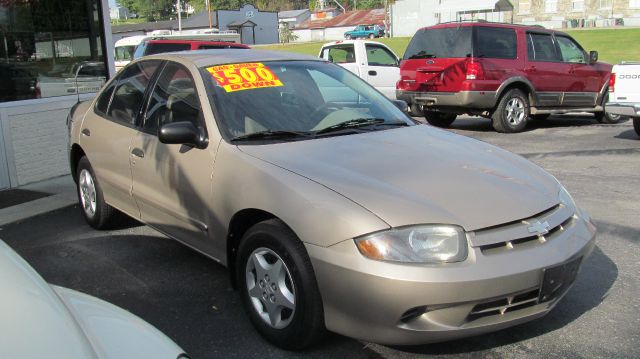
[259,27,640,65]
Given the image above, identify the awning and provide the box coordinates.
[435,0,513,12]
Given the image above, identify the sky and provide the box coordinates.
[109,0,117,7]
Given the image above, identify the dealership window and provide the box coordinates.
[545,0,558,12]
[519,1,531,14]
[0,0,107,103]
[599,0,612,9]
[572,0,584,11]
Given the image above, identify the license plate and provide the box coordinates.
[539,256,582,303]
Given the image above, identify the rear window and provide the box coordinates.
[144,42,191,56]
[476,27,517,59]
[404,27,472,59]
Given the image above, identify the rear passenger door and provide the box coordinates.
[474,26,520,90]
[130,61,216,250]
[79,60,162,217]
[525,32,564,107]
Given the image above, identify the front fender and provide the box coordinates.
[209,143,390,258]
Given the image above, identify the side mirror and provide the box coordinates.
[391,99,408,112]
[589,50,598,64]
[159,121,208,149]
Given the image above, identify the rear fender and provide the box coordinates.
[496,77,537,106]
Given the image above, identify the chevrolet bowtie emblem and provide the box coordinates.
[528,221,551,236]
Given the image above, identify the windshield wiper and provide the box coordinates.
[314,118,409,135]
[231,130,312,142]
[408,51,437,59]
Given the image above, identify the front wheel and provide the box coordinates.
[345,34,352,40]
[368,33,375,39]
[633,117,640,137]
[492,88,529,133]
[237,219,325,350]
[424,111,456,128]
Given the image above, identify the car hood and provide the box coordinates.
[239,125,560,231]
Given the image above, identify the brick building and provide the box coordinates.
[513,0,640,28]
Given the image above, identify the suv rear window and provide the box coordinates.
[476,27,517,59]
[404,27,472,59]
[144,42,191,56]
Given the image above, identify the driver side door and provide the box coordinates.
[130,61,217,251]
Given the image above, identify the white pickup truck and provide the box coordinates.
[319,40,400,99]
[606,61,640,137]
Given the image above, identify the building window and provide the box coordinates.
[572,0,585,11]
[519,1,531,14]
[631,0,640,8]
[0,0,107,103]
[545,0,558,13]
[599,0,613,9]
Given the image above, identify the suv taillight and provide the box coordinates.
[608,73,616,93]
[466,61,483,80]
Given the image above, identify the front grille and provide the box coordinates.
[467,288,540,321]
[471,203,576,255]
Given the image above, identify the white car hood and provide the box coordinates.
[240,125,560,231]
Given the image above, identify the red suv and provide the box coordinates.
[133,39,249,60]
[397,22,617,132]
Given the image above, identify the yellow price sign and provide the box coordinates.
[206,63,284,92]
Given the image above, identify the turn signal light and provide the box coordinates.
[609,73,616,93]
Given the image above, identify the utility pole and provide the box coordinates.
[177,0,182,33]
[206,0,212,29]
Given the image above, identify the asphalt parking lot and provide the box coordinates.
[1,115,639,358]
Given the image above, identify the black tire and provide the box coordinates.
[409,103,424,117]
[492,88,529,133]
[633,117,640,137]
[345,34,351,40]
[597,92,624,124]
[236,219,325,350]
[76,156,121,229]
[424,111,457,128]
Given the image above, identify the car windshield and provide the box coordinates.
[202,60,413,143]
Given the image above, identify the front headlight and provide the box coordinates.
[559,185,576,210]
[354,225,468,264]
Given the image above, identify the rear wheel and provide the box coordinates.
[597,92,624,124]
[76,156,121,229]
[409,103,424,117]
[492,88,529,133]
[633,117,640,137]
[237,219,325,350]
[424,111,456,128]
[368,33,375,39]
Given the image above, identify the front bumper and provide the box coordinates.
[605,102,640,117]
[396,90,498,110]
[306,212,596,345]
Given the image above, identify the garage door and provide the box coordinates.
[0,120,9,190]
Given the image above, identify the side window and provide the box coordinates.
[365,45,398,66]
[476,27,517,59]
[527,33,560,62]
[95,80,117,115]
[325,46,356,64]
[143,62,202,135]
[107,60,161,125]
[555,36,586,63]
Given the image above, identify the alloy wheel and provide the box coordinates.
[79,169,97,217]
[245,247,296,329]
[505,97,526,126]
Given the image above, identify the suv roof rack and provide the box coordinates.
[435,20,547,29]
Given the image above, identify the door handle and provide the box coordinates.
[368,70,377,76]
[131,148,144,158]
[81,128,90,136]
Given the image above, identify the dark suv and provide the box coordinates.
[397,22,617,132]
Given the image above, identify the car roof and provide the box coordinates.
[146,49,323,68]
[421,21,569,35]
[145,39,248,47]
